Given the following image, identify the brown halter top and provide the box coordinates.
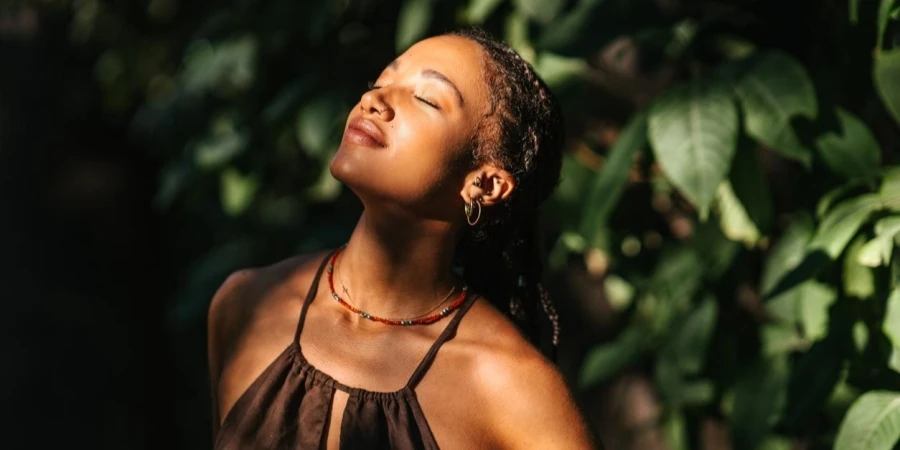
[214,251,478,449]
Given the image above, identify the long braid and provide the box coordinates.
[448,28,564,358]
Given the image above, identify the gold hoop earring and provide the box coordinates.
[465,198,482,226]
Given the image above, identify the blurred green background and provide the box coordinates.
[1,0,899,449]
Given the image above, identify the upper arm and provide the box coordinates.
[207,269,256,435]
[485,354,597,450]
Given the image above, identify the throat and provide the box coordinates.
[327,246,467,326]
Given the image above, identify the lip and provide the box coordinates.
[343,116,387,148]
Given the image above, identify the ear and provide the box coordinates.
[460,165,516,207]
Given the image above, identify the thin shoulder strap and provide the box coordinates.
[294,250,337,343]
[406,293,479,389]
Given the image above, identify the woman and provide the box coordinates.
[208,28,596,449]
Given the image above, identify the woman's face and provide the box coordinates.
[330,35,491,219]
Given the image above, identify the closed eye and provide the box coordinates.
[367,80,381,91]
[415,95,440,109]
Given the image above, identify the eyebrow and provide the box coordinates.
[386,60,465,107]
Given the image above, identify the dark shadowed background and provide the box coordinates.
[2,0,900,449]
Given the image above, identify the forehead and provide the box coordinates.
[390,36,489,108]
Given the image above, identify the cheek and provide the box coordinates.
[331,118,469,206]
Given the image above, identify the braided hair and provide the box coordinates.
[448,28,564,359]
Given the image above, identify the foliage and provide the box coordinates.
[21,0,900,447]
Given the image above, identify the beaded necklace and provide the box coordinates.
[325,247,468,326]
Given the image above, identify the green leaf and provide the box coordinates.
[731,356,789,450]
[846,236,877,301]
[549,154,595,230]
[512,0,565,24]
[734,51,817,166]
[649,79,739,219]
[808,194,880,259]
[884,289,900,373]
[656,355,715,407]
[669,295,718,374]
[533,52,588,88]
[817,179,871,219]
[878,0,898,49]
[850,0,861,24]
[798,282,838,341]
[761,324,804,356]
[220,168,259,216]
[581,111,647,245]
[729,143,774,235]
[604,275,635,311]
[875,49,900,126]
[578,326,648,389]
[761,214,815,297]
[782,339,845,430]
[396,0,433,52]
[767,195,880,298]
[881,168,900,212]
[859,216,900,267]
[296,92,344,157]
[304,165,342,203]
[717,180,761,246]
[816,108,882,180]
[692,219,742,278]
[663,410,689,450]
[834,390,900,450]
[465,0,504,24]
[757,436,792,450]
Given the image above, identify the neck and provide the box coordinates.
[334,208,463,320]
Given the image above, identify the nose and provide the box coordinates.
[360,89,394,121]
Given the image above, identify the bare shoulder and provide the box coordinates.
[458,299,597,450]
[207,250,331,374]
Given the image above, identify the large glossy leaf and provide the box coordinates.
[731,356,789,450]
[580,111,647,246]
[734,51,817,166]
[884,289,900,373]
[649,79,739,219]
[834,390,900,450]
[875,49,900,126]
[816,108,882,180]
[396,0,433,52]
